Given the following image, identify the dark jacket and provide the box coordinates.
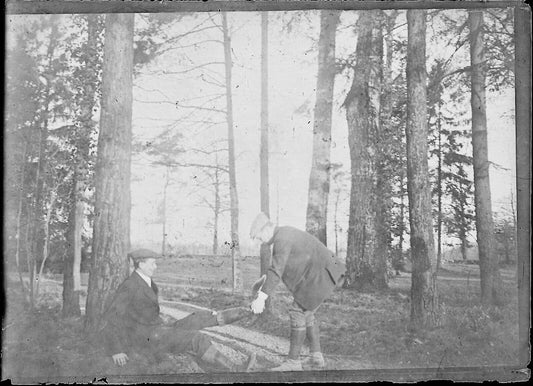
[262,226,346,311]
[102,271,164,355]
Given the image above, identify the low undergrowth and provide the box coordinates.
[2,267,521,381]
[178,276,520,369]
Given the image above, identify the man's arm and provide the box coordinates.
[261,238,291,296]
[104,283,133,356]
[251,240,291,314]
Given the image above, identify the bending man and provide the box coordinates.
[249,213,345,371]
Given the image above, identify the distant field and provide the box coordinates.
[38,255,517,295]
[155,254,262,292]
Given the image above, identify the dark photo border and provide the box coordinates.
[4,0,531,384]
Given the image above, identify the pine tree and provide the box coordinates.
[85,13,135,331]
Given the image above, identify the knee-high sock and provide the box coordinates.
[288,328,306,360]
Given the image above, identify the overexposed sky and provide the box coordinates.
[5,9,517,256]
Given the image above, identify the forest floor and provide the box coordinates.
[1,256,524,383]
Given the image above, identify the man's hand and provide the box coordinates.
[112,353,129,366]
[250,291,268,314]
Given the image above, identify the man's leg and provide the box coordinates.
[270,301,306,371]
[153,327,256,372]
[172,307,252,330]
[303,308,325,368]
[191,332,256,372]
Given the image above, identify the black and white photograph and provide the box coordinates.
[2,0,531,383]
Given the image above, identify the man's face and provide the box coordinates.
[256,225,273,244]
[138,258,157,278]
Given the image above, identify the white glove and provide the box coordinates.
[112,353,129,366]
[250,290,268,314]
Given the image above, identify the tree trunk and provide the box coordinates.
[260,11,272,279]
[213,156,220,255]
[15,142,29,302]
[344,10,388,290]
[63,14,101,317]
[469,10,501,306]
[63,178,82,317]
[514,4,531,367]
[305,10,340,246]
[162,167,170,256]
[380,10,399,263]
[334,191,340,256]
[460,224,468,261]
[85,13,134,332]
[222,12,243,294]
[406,9,436,329]
[32,18,61,292]
[436,107,443,273]
[35,189,58,299]
[398,171,406,269]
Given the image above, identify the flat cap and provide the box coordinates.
[127,248,161,261]
[250,212,271,239]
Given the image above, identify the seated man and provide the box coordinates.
[101,248,256,372]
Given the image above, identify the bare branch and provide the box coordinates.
[134,99,175,105]
[157,39,224,56]
[133,85,172,100]
[176,103,226,114]
[441,66,471,81]
[189,147,229,155]
[161,25,220,47]
[208,13,224,33]
[198,76,225,89]
[153,160,229,173]
[151,62,225,77]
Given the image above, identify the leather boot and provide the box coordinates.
[200,344,256,372]
[270,328,306,371]
[302,324,325,368]
[216,306,252,325]
[302,352,325,368]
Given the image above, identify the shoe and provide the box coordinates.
[302,352,325,368]
[216,306,252,325]
[270,358,303,372]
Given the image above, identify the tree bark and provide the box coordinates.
[436,108,443,273]
[514,4,531,367]
[334,190,340,256]
[406,9,436,329]
[398,171,406,269]
[468,10,501,306]
[162,167,170,256]
[213,154,221,255]
[344,10,388,290]
[222,12,243,294]
[15,142,29,302]
[260,11,272,278]
[63,14,101,317]
[30,19,60,308]
[85,13,134,332]
[63,179,82,317]
[35,189,59,299]
[305,10,340,245]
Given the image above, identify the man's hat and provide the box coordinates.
[250,212,271,239]
[128,248,161,262]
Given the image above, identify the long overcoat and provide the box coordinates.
[261,226,346,311]
[102,271,163,355]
